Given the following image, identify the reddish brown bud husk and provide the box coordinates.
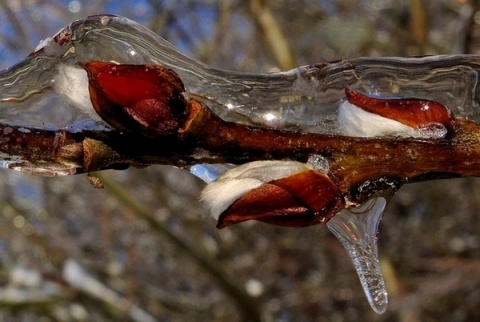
[345,87,452,131]
[217,170,344,228]
[84,61,187,137]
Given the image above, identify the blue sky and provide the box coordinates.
[0,1,157,69]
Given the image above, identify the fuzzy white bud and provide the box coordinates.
[53,64,103,122]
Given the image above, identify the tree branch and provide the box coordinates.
[3,97,480,206]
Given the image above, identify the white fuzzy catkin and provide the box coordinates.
[201,161,312,220]
[337,100,418,138]
[53,64,103,122]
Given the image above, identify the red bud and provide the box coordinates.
[84,61,187,137]
[217,170,344,228]
[345,87,452,131]
[216,183,309,228]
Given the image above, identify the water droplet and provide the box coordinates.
[307,154,329,172]
[415,122,448,139]
[326,197,388,314]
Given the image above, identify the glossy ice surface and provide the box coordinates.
[1,15,480,134]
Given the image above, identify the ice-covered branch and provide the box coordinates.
[3,14,480,314]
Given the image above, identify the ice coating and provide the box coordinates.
[1,15,480,133]
[326,197,388,314]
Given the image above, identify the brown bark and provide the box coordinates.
[3,98,480,206]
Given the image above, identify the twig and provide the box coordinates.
[3,96,480,206]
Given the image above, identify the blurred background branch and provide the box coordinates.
[249,0,296,70]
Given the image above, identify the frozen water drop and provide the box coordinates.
[307,154,329,172]
[326,197,388,314]
[415,122,448,139]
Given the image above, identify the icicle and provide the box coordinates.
[326,197,388,314]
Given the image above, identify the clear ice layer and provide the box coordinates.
[1,15,480,135]
[326,197,388,314]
